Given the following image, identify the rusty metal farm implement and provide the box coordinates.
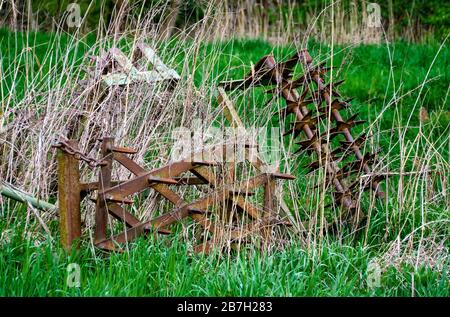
[1,46,387,255]
[53,131,295,254]
[221,49,386,229]
[47,43,297,254]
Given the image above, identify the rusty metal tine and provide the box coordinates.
[148,176,179,185]
[110,146,138,154]
[172,176,207,185]
[220,55,277,90]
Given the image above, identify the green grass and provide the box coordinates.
[0,217,448,296]
[0,29,449,296]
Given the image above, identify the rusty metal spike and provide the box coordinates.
[330,147,344,157]
[341,154,376,175]
[335,169,353,179]
[294,110,312,122]
[110,146,138,154]
[339,133,367,148]
[313,172,343,190]
[290,75,308,88]
[335,136,368,157]
[318,99,351,113]
[349,178,373,192]
[335,121,352,131]
[322,79,345,90]
[318,79,345,97]
[294,136,321,155]
[344,97,355,104]
[284,125,315,138]
[363,152,378,164]
[148,176,179,185]
[332,190,356,205]
[346,112,360,122]
[106,196,134,204]
[306,62,326,76]
[349,174,384,192]
[283,127,295,137]
[331,114,366,133]
[333,79,346,87]
[305,160,321,174]
[268,172,296,180]
[309,66,334,77]
[319,129,341,141]
[331,90,342,98]
[311,90,324,104]
[353,120,367,127]
[278,52,301,70]
[284,110,321,136]
[278,98,314,118]
[305,152,339,174]
[220,55,277,90]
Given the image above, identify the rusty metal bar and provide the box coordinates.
[262,177,276,250]
[57,140,82,250]
[95,137,113,243]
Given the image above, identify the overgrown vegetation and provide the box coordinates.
[2,1,449,41]
[0,1,448,297]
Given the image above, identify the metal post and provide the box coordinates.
[95,137,113,243]
[262,177,276,251]
[57,140,81,250]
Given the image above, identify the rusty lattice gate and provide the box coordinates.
[55,109,295,254]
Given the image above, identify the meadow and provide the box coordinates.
[0,27,448,296]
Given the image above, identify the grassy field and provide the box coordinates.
[0,28,449,296]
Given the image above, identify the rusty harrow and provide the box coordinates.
[54,132,295,254]
[221,49,385,228]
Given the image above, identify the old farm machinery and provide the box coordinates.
[221,49,386,229]
[53,134,295,253]
[1,45,387,255]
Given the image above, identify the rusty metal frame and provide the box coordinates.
[56,136,295,253]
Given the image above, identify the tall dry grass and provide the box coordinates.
[0,1,448,267]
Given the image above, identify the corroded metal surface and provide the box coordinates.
[220,49,385,227]
[55,135,295,254]
[57,140,81,250]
